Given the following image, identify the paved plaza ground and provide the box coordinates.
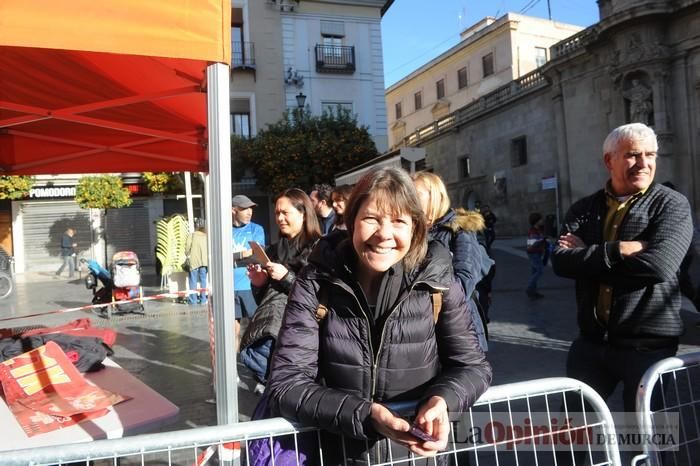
[2,237,700,432]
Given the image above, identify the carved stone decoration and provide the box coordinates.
[607,31,669,71]
[622,72,653,125]
[626,32,645,63]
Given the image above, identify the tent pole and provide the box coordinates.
[185,172,194,232]
[207,62,237,426]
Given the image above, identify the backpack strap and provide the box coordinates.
[315,285,328,322]
[431,291,443,324]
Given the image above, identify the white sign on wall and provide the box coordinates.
[541,176,557,191]
[29,186,76,198]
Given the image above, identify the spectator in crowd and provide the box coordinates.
[552,123,693,413]
[240,188,321,395]
[662,182,700,312]
[480,205,497,252]
[413,171,493,351]
[310,183,336,235]
[231,194,265,350]
[56,228,77,278]
[266,167,492,464]
[526,212,547,300]
[330,184,353,232]
[186,219,208,305]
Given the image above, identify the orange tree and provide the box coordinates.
[74,175,132,209]
[0,176,34,199]
[233,107,378,194]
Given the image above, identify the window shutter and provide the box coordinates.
[321,21,345,37]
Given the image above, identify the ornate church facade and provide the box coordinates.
[415,0,700,235]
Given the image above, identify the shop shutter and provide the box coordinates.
[20,201,91,271]
[105,200,154,266]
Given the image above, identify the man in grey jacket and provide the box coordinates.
[552,123,693,412]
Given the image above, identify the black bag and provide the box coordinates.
[182,257,191,272]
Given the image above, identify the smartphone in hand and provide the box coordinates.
[409,424,438,443]
[383,401,438,443]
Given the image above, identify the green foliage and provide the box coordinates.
[0,176,34,200]
[233,107,379,193]
[155,214,189,274]
[74,175,132,209]
[143,172,185,194]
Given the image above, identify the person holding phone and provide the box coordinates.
[240,188,321,395]
[266,168,492,463]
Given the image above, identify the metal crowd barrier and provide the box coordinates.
[632,352,700,466]
[1,377,621,466]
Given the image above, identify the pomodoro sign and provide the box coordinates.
[29,187,76,198]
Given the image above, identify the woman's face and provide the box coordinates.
[275,196,304,239]
[331,194,346,216]
[352,196,413,279]
[414,181,431,223]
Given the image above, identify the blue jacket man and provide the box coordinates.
[232,194,265,349]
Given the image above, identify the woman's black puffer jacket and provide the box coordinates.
[266,237,492,463]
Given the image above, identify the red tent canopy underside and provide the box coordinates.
[0,46,209,175]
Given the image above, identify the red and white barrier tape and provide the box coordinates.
[0,288,208,322]
[193,442,240,466]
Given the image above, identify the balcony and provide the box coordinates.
[232,42,255,70]
[314,45,355,74]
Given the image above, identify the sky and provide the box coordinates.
[381,0,600,88]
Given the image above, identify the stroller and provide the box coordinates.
[83,251,144,318]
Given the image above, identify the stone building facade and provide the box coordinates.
[407,0,700,236]
[386,13,582,150]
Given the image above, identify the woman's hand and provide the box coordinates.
[247,264,269,287]
[410,396,450,456]
[265,262,289,281]
[369,403,419,447]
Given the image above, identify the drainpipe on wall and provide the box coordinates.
[552,74,572,210]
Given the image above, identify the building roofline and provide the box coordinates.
[385,11,582,93]
[335,148,400,177]
[381,0,394,17]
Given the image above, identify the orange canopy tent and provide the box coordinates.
[0,0,241,426]
[0,0,230,174]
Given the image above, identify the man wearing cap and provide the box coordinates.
[232,194,265,349]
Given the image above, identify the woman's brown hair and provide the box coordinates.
[344,167,428,272]
[332,184,354,227]
[275,188,322,246]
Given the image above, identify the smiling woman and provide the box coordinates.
[264,167,492,465]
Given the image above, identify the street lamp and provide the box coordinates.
[295,92,306,108]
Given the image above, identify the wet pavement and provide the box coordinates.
[2,238,700,431]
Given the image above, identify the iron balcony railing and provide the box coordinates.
[232,41,255,69]
[315,44,355,73]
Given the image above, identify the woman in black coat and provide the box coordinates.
[240,188,321,391]
[266,168,492,464]
[413,171,493,351]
